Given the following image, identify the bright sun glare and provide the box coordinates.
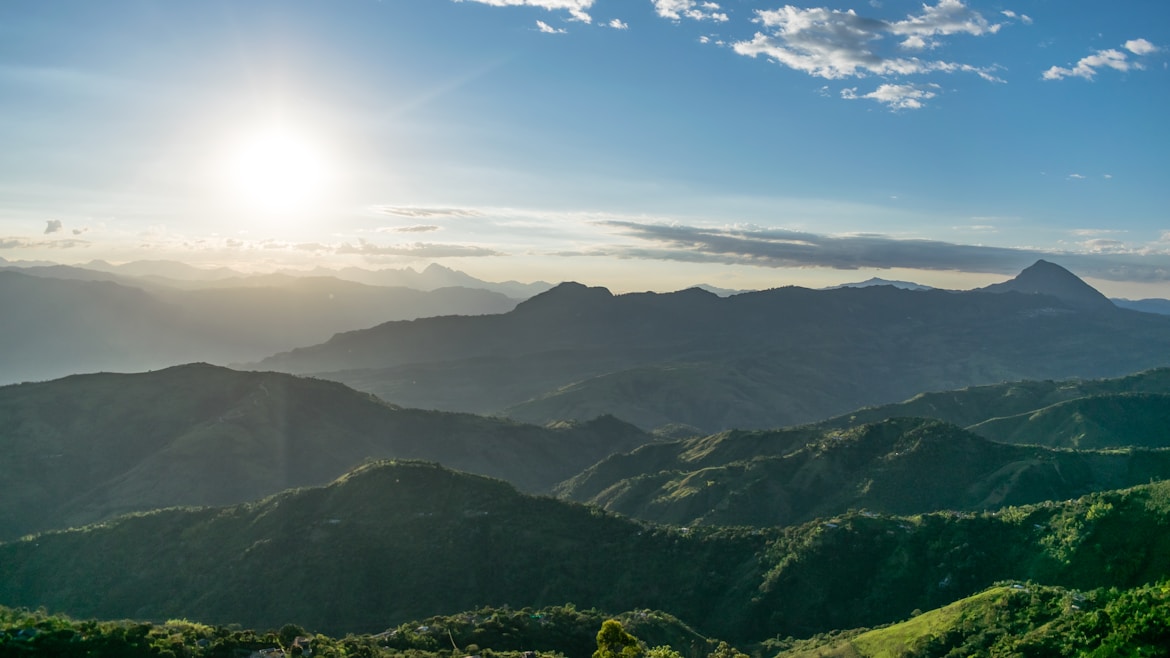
[226,127,328,214]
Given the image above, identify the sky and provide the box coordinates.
[1,0,1168,296]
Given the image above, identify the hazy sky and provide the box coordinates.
[2,1,1168,295]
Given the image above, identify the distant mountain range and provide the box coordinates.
[254,260,1170,432]
[0,265,524,384]
[0,363,649,541]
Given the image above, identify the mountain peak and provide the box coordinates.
[982,260,1114,312]
[512,281,614,313]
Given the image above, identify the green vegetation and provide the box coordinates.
[0,364,649,540]
[819,367,1170,449]
[5,461,1170,644]
[771,581,1170,657]
[558,417,1170,528]
[0,605,716,658]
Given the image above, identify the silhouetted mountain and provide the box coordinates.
[0,364,650,541]
[981,259,1115,312]
[3,461,1170,641]
[555,417,1170,527]
[826,277,933,291]
[254,262,1170,432]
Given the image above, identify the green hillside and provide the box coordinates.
[819,367,1170,446]
[969,392,1170,449]
[772,581,1170,657]
[5,460,1170,643]
[557,418,1170,527]
[0,363,650,540]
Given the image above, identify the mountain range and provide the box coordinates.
[254,260,1170,432]
[4,459,1170,642]
[0,266,520,385]
[0,363,649,541]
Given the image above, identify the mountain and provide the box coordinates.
[4,461,1170,641]
[0,364,650,541]
[0,269,518,385]
[555,417,1170,527]
[825,277,933,291]
[280,262,553,298]
[253,262,1170,432]
[1113,297,1170,315]
[980,259,1115,312]
[817,367,1170,448]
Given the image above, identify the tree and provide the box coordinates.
[707,641,748,658]
[593,620,644,658]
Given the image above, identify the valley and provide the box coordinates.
[3,260,1170,655]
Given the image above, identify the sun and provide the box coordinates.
[226,127,328,214]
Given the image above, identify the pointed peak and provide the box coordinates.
[982,260,1114,312]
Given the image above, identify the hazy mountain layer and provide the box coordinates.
[3,461,1170,641]
[0,364,649,541]
[0,268,518,385]
[556,417,1170,527]
[254,262,1170,432]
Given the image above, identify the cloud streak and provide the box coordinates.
[458,0,593,23]
[337,239,502,258]
[1043,38,1160,80]
[591,220,1170,282]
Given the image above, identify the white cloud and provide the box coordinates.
[44,219,63,234]
[1043,39,1158,80]
[841,83,938,110]
[373,206,484,218]
[607,18,629,29]
[337,239,503,258]
[536,20,567,33]
[888,0,1001,50]
[376,225,442,233]
[458,0,593,23]
[653,0,728,23]
[732,2,1002,87]
[1126,38,1159,55]
[1067,173,1086,180]
[1001,10,1033,25]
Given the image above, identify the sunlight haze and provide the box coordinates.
[1,0,1168,297]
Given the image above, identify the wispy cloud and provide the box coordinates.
[730,1,1009,109]
[588,220,1170,282]
[376,225,442,233]
[653,0,728,23]
[536,20,567,34]
[373,206,485,219]
[841,83,938,110]
[1043,38,1160,80]
[0,237,89,250]
[44,219,63,234]
[458,0,593,23]
[606,18,629,30]
[337,239,502,258]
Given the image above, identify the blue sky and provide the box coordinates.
[1,1,1168,295]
